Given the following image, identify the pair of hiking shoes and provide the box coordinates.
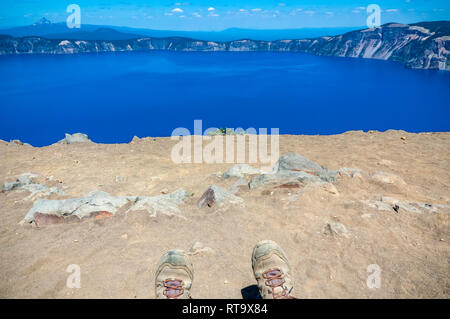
[155,240,295,299]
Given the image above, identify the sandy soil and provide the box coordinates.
[0,130,449,299]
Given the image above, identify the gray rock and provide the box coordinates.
[248,153,337,189]
[2,181,20,192]
[113,189,190,218]
[23,190,132,223]
[187,242,215,256]
[361,200,394,212]
[17,172,39,185]
[336,167,364,178]
[249,170,322,189]
[58,133,92,144]
[230,178,249,194]
[8,139,24,146]
[164,189,191,204]
[370,171,406,186]
[197,185,243,208]
[22,184,65,201]
[274,153,337,181]
[327,222,350,237]
[130,136,140,144]
[2,173,65,200]
[361,197,450,214]
[223,164,261,179]
[22,188,191,223]
[430,204,450,214]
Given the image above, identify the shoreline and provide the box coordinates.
[1,21,449,70]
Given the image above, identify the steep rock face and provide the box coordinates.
[0,21,448,70]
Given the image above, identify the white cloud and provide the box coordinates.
[209,13,219,17]
[172,8,184,13]
[355,6,366,10]
[193,12,202,18]
[304,10,315,15]
[251,8,262,12]
[385,9,399,12]
[165,12,174,16]
[325,11,334,16]
[289,8,303,16]
[239,9,247,12]
[208,7,215,11]
[278,3,286,6]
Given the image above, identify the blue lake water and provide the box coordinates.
[0,51,449,147]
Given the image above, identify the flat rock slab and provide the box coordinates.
[249,171,322,189]
[361,198,450,214]
[370,171,407,186]
[275,153,337,182]
[229,178,249,194]
[128,189,190,217]
[23,189,190,224]
[2,173,65,200]
[222,164,262,179]
[34,210,114,227]
[248,153,339,189]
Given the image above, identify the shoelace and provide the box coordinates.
[262,268,292,299]
[163,279,184,299]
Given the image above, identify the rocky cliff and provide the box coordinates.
[0,21,448,70]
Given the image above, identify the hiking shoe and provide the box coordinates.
[252,240,294,299]
[155,249,194,299]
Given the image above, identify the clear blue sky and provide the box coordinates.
[0,0,448,30]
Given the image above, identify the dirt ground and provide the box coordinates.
[0,130,449,298]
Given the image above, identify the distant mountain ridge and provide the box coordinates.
[0,21,448,70]
[0,19,360,41]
